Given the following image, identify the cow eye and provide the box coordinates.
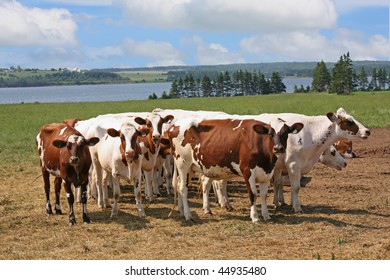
[66,144,72,150]
[331,150,336,156]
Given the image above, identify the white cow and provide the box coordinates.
[93,111,174,201]
[259,108,370,212]
[75,116,149,218]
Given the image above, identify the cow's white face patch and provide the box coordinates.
[68,134,84,145]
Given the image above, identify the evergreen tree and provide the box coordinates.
[369,68,378,90]
[223,71,232,96]
[311,60,330,92]
[357,67,369,91]
[270,72,286,93]
[330,52,354,94]
[169,79,180,97]
[201,75,213,97]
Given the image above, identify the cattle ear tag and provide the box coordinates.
[52,139,67,148]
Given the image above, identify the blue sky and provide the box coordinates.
[0,0,389,69]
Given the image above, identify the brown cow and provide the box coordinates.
[168,118,303,222]
[36,123,99,225]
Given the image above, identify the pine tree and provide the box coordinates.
[330,52,354,94]
[312,60,330,92]
[357,67,369,91]
[270,72,286,93]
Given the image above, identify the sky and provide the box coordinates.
[0,0,389,69]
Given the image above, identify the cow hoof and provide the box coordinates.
[203,210,213,216]
[55,209,62,215]
[69,219,76,226]
[226,206,234,212]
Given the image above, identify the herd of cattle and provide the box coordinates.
[35,108,370,225]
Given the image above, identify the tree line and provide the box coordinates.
[306,52,390,94]
[151,70,286,99]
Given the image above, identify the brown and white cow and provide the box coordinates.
[36,123,99,225]
[168,118,303,222]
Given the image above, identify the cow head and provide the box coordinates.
[107,122,150,165]
[319,145,347,170]
[327,108,371,139]
[143,113,174,145]
[52,134,99,166]
[255,120,304,154]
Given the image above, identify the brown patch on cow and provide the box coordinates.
[339,117,359,135]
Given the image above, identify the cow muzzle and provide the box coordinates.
[152,135,160,145]
[70,156,79,165]
[273,144,285,155]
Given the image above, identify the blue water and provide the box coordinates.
[0,78,312,104]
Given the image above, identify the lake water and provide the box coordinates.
[0,77,312,104]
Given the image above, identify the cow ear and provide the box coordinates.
[163,115,174,124]
[253,124,269,135]
[134,117,147,126]
[86,137,99,146]
[52,139,67,148]
[327,112,339,123]
[289,122,304,134]
[107,128,120,138]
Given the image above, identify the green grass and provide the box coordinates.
[0,92,389,172]
[117,71,168,83]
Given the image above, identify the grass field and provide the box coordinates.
[0,92,389,260]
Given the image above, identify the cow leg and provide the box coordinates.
[53,177,62,214]
[110,176,121,218]
[201,176,213,215]
[288,167,303,213]
[214,180,233,211]
[245,176,260,223]
[101,170,111,208]
[64,182,76,225]
[144,170,155,201]
[259,182,271,221]
[80,181,90,224]
[176,163,192,221]
[42,170,53,215]
[152,168,162,197]
[163,156,173,196]
[272,170,286,208]
[134,176,145,218]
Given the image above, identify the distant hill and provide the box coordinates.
[93,61,390,80]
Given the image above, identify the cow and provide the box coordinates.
[74,117,150,218]
[94,112,174,201]
[258,108,370,212]
[334,139,356,158]
[36,123,99,225]
[168,117,304,223]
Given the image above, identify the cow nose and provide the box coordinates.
[365,130,371,137]
[70,156,79,164]
[273,144,285,154]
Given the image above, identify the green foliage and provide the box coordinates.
[312,60,331,92]
[330,52,354,95]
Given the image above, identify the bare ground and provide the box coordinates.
[0,128,389,260]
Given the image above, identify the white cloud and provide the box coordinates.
[0,0,77,47]
[191,36,245,65]
[115,0,338,32]
[240,30,390,62]
[40,0,113,6]
[121,38,185,66]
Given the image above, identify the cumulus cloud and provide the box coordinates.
[121,38,185,66]
[240,29,390,62]
[190,36,245,65]
[0,0,77,47]
[115,0,337,32]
